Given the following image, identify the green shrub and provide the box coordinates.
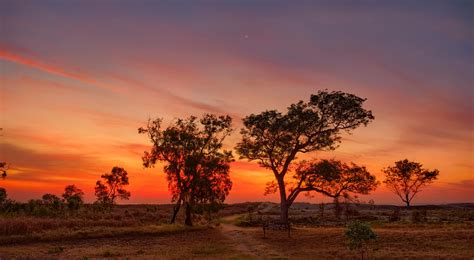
[345,220,377,258]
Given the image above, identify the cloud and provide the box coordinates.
[0,142,103,178]
[0,47,123,94]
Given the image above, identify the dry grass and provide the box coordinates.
[0,227,243,259]
[1,203,473,259]
[236,224,474,259]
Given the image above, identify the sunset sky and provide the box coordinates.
[1,0,473,205]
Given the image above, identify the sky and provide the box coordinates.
[0,0,473,205]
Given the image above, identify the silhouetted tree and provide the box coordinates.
[62,185,84,210]
[139,114,233,226]
[0,187,6,205]
[0,162,7,179]
[236,91,374,223]
[42,193,63,211]
[94,166,131,207]
[0,128,6,179]
[383,159,439,209]
[288,159,378,219]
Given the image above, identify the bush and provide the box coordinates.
[345,220,377,258]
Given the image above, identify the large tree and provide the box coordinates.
[383,159,439,208]
[139,114,233,226]
[236,90,374,223]
[94,166,131,206]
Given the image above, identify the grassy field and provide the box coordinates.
[0,202,473,259]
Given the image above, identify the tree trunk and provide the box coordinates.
[184,202,193,226]
[334,197,342,220]
[277,177,289,223]
[170,198,182,224]
[405,195,411,210]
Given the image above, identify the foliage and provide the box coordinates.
[292,159,379,200]
[139,114,233,225]
[345,220,377,256]
[94,166,131,207]
[62,185,85,210]
[0,187,7,205]
[0,128,6,179]
[383,159,439,208]
[0,162,7,179]
[236,90,374,222]
[42,193,63,211]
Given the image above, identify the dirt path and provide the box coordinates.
[220,215,287,259]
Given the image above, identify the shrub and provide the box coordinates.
[345,220,377,259]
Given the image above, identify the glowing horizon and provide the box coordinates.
[1,0,472,206]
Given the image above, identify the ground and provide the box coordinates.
[0,203,473,259]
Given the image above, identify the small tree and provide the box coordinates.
[0,187,6,205]
[62,185,84,210]
[236,90,374,223]
[383,159,439,209]
[94,166,131,207]
[345,220,377,259]
[42,193,63,211]
[0,162,7,179]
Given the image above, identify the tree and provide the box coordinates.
[0,162,7,179]
[62,185,84,210]
[0,187,6,205]
[94,166,131,207]
[291,159,378,201]
[383,159,439,209]
[236,90,374,223]
[0,128,6,179]
[139,114,233,226]
[42,193,62,209]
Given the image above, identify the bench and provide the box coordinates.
[262,221,291,238]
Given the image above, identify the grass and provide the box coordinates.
[1,203,473,259]
[47,246,64,254]
[0,223,203,245]
[0,227,239,259]
[191,244,229,255]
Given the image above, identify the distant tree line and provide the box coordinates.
[0,166,131,216]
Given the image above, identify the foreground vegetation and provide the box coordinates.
[0,202,473,259]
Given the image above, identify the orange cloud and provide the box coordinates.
[0,47,122,93]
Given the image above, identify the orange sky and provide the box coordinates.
[0,1,473,205]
